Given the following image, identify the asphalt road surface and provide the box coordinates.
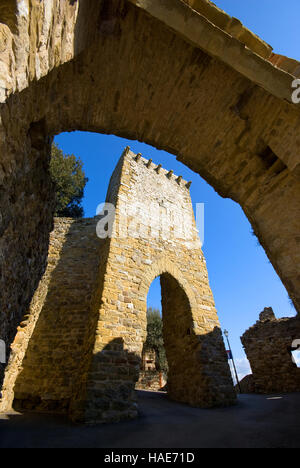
[0,391,299,448]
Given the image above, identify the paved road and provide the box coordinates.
[0,391,300,448]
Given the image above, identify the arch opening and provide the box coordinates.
[138,270,235,408]
[160,273,198,402]
[159,272,200,402]
[137,272,197,396]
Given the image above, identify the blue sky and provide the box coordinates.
[212,0,300,61]
[54,1,297,378]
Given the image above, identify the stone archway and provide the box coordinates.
[139,258,198,312]
[1,149,236,423]
[140,260,205,403]
[144,270,223,406]
[160,272,206,405]
[140,258,235,407]
[0,0,299,392]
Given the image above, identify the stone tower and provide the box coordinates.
[0,148,235,423]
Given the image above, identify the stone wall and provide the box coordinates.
[0,217,104,412]
[1,149,235,423]
[241,308,300,394]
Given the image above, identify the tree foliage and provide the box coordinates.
[50,143,88,218]
[145,307,168,373]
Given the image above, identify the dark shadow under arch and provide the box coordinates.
[145,272,235,408]
[0,1,17,33]
[160,273,197,402]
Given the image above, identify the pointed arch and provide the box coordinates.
[139,257,198,312]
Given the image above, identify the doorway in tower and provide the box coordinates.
[136,276,168,392]
[137,272,199,400]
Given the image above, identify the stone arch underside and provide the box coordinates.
[160,272,212,406]
[0,0,299,390]
[141,260,235,407]
[138,258,198,311]
[0,1,17,32]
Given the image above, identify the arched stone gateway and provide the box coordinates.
[0,149,235,423]
[140,262,231,407]
[0,0,299,398]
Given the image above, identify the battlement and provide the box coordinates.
[122,147,192,190]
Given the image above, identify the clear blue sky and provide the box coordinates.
[54,1,297,374]
[212,0,300,61]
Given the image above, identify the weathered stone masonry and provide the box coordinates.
[136,348,166,392]
[0,149,235,423]
[241,308,300,394]
[0,216,105,412]
[0,0,299,395]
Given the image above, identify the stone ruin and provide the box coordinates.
[241,307,300,394]
[0,148,235,423]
